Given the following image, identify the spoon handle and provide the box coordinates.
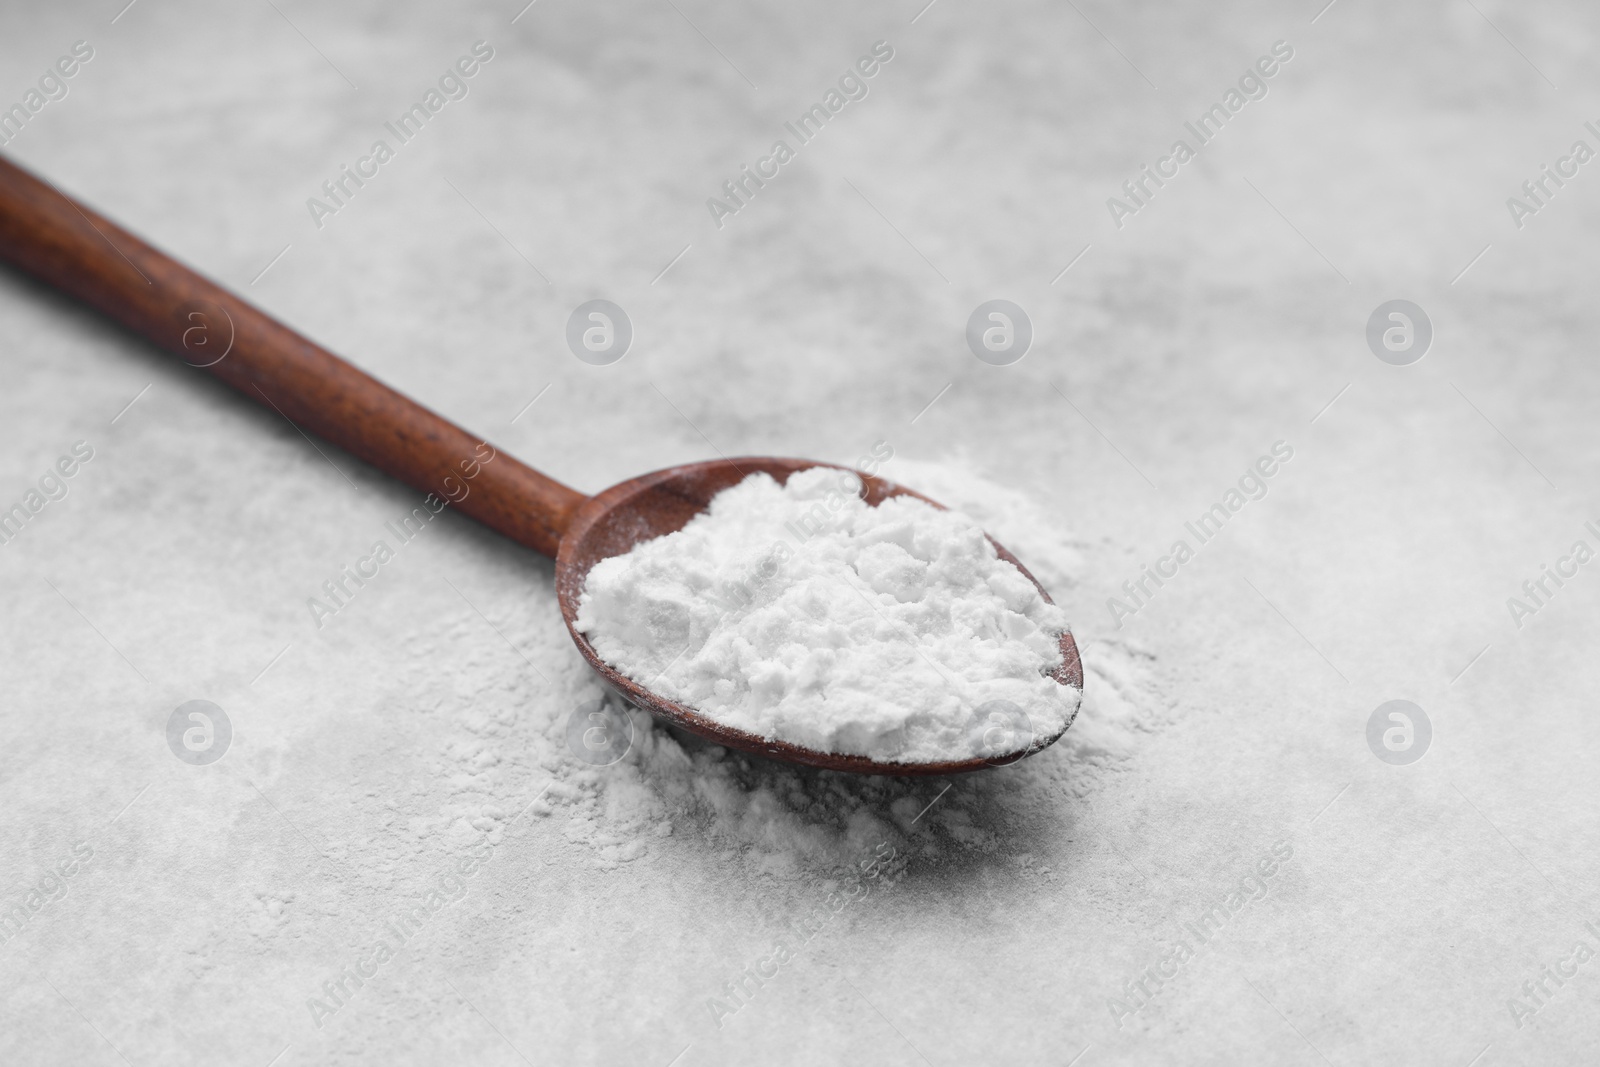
[0,154,585,558]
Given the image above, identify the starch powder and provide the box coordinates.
[573,467,1080,763]
[392,454,1163,878]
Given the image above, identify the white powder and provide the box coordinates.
[573,467,1081,763]
[383,454,1164,883]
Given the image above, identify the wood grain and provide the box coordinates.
[0,153,583,558]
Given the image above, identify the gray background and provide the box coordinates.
[2,0,1598,1064]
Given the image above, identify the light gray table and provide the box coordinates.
[2,1,1596,1064]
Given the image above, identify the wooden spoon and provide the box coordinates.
[0,155,1082,776]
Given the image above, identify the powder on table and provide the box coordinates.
[573,467,1080,763]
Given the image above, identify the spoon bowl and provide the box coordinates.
[0,155,1082,777]
[557,456,1083,775]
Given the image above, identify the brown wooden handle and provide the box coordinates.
[0,153,585,558]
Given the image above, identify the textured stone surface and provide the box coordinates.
[1,1,1597,1064]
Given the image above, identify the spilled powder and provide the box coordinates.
[388,456,1170,877]
[572,467,1080,763]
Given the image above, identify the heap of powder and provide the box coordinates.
[573,467,1080,763]
[390,454,1161,878]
